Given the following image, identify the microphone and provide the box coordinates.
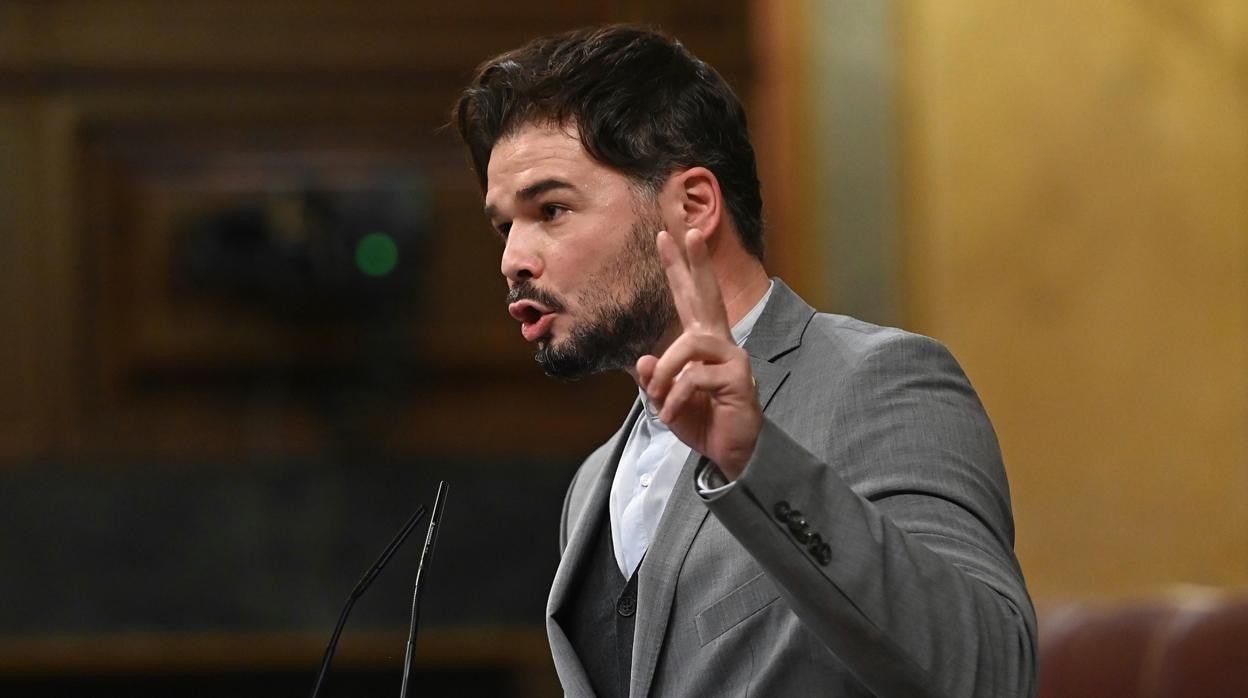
[309,502,428,698]
[398,480,449,698]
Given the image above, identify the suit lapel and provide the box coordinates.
[549,400,642,617]
[749,355,791,411]
[546,400,642,693]
[742,279,816,364]
[629,280,807,697]
[629,445,707,698]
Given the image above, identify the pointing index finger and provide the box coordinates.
[656,229,698,329]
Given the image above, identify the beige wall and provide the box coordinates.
[898,1,1248,601]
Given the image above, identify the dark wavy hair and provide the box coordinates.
[452,25,764,259]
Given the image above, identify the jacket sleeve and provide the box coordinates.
[697,332,1037,698]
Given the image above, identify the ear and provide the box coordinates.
[661,166,723,241]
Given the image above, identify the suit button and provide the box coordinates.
[617,593,636,617]
[785,511,808,532]
[774,501,791,521]
[797,530,821,546]
[813,543,832,566]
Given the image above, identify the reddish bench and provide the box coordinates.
[1038,593,1248,698]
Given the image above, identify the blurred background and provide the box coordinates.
[0,1,1244,696]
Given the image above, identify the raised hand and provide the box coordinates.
[635,228,761,481]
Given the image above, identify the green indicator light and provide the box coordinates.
[355,232,399,277]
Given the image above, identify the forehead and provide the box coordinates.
[484,123,624,207]
[488,122,585,176]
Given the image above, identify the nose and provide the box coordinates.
[500,225,542,286]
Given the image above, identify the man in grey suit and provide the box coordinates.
[453,25,1036,697]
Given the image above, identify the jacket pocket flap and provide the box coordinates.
[695,572,781,646]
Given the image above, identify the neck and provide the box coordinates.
[717,257,771,328]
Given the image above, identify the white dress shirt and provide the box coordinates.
[609,281,774,577]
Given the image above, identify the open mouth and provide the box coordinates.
[508,300,557,342]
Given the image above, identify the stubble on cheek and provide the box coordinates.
[544,225,674,378]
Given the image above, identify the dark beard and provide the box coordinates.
[524,218,677,381]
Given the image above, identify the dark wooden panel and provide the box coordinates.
[0,457,572,634]
[0,107,37,436]
[0,628,552,675]
[0,0,603,73]
[0,0,754,463]
[0,2,762,692]
[67,101,634,459]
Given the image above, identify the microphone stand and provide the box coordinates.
[398,480,449,698]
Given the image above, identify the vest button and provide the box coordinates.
[617,592,637,617]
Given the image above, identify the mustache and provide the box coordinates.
[506,281,567,313]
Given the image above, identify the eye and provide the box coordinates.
[495,221,512,238]
[541,203,567,221]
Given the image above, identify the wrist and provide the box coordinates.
[716,426,759,481]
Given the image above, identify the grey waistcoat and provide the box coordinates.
[557,508,640,698]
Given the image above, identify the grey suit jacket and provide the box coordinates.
[546,279,1037,697]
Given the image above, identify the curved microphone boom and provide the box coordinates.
[309,503,428,698]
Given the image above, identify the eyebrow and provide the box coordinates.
[483,178,578,220]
